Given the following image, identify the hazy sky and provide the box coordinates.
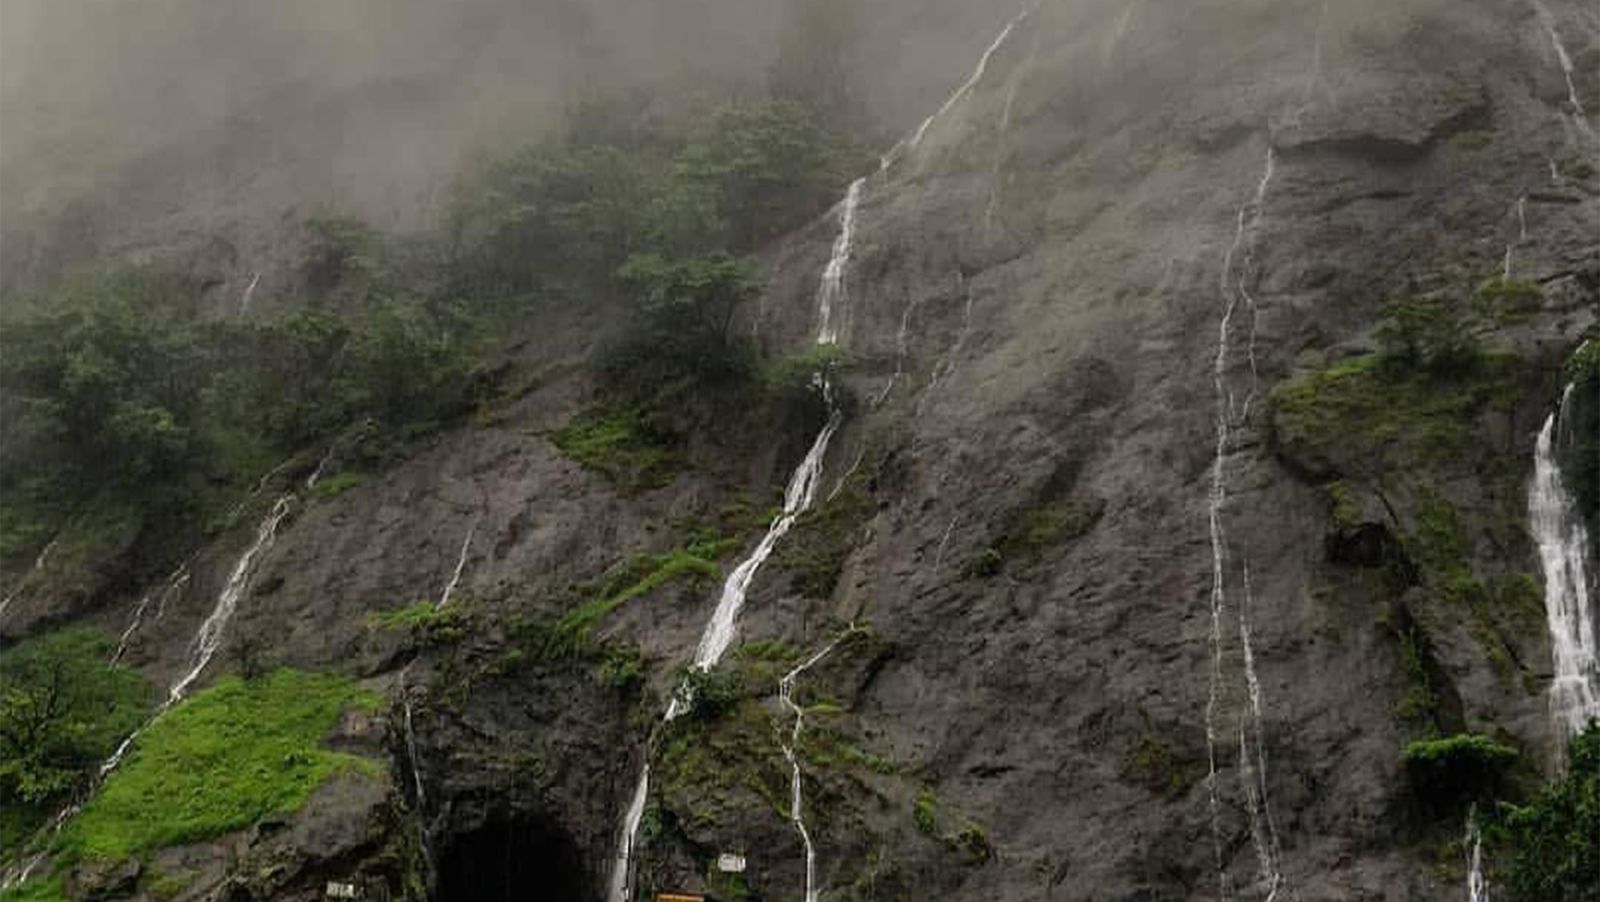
[0,0,1022,281]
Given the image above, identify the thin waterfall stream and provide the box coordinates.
[607,181,855,894]
[778,629,856,902]
[1,488,296,890]
[606,9,1038,898]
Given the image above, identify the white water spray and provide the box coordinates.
[2,495,293,890]
[169,495,292,705]
[1530,387,1600,736]
[1466,814,1490,902]
[1532,1,1595,140]
[1503,196,1529,281]
[1205,143,1279,902]
[238,273,261,316]
[0,537,56,624]
[881,4,1035,170]
[1239,567,1285,900]
[438,522,477,609]
[778,630,855,902]
[609,168,865,902]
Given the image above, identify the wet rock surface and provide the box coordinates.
[3,0,1597,900]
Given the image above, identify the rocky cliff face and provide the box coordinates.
[3,1,1597,900]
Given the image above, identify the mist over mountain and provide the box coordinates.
[1,1,1597,901]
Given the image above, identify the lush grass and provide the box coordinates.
[0,875,67,902]
[549,408,684,493]
[369,600,466,647]
[308,471,367,500]
[57,669,379,862]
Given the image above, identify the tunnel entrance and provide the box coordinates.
[435,810,590,901]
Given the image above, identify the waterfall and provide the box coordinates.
[778,631,854,902]
[238,272,261,316]
[0,537,57,625]
[1205,143,1280,901]
[168,496,293,705]
[607,174,863,902]
[1530,387,1600,736]
[817,179,864,345]
[1466,814,1490,902]
[438,521,477,610]
[1503,196,1528,281]
[1,494,293,890]
[880,4,1035,170]
[1531,1,1595,140]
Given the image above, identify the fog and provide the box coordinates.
[0,0,1013,257]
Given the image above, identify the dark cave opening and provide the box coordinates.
[435,811,590,902]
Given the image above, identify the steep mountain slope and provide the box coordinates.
[2,0,1596,900]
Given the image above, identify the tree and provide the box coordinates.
[674,101,845,248]
[1495,722,1600,902]
[0,629,151,846]
[1374,295,1479,374]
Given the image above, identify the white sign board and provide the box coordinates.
[325,882,359,899]
[716,853,747,873]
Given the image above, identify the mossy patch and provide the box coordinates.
[549,407,684,493]
[58,669,379,862]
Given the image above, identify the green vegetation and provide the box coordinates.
[370,600,467,647]
[549,407,684,493]
[964,547,1003,579]
[0,629,153,850]
[911,788,992,865]
[58,669,378,862]
[557,546,721,638]
[1492,722,1599,902]
[774,455,873,598]
[1122,735,1196,798]
[1003,496,1106,559]
[0,875,66,902]
[0,263,488,584]
[1403,733,1517,811]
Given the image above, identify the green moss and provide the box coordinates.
[369,601,466,647]
[963,547,1003,579]
[1004,497,1105,557]
[1326,481,1363,529]
[1270,350,1519,478]
[1394,620,1443,730]
[308,471,366,500]
[912,789,939,836]
[0,875,67,902]
[1472,279,1542,325]
[1122,736,1194,798]
[58,669,379,862]
[548,407,684,493]
[558,548,718,637]
[774,460,874,598]
[145,870,194,901]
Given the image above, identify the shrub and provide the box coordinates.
[1403,733,1517,810]
[1494,721,1600,902]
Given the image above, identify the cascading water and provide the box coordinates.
[1531,0,1595,140]
[608,166,866,902]
[438,521,477,610]
[1466,813,1490,902]
[879,3,1034,171]
[1204,143,1282,902]
[1530,386,1600,736]
[777,630,855,902]
[168,496,293,705]
[1238,567,1285,900]
[0,537,58,624]
[1,492,294,891]
[238,272,261,316]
